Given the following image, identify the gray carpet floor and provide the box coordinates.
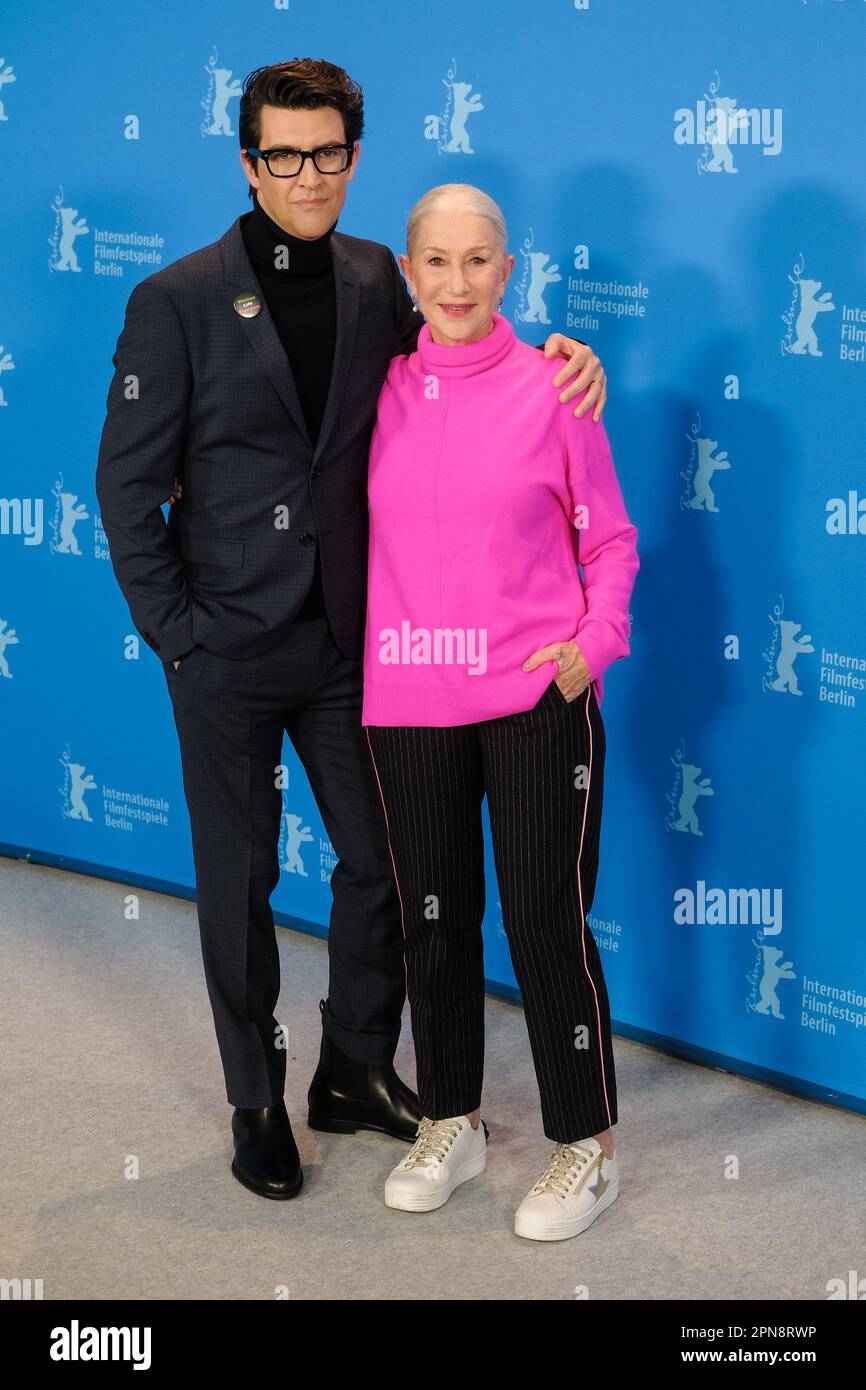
[1,856,862,1301]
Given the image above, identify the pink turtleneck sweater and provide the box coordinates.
[361,312,639,727]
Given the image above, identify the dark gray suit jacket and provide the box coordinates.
[95,215,421,665]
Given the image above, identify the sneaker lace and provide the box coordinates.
[403,1116,463,1168]
[531,1142,596,1198]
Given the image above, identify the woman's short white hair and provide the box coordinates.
[406,183,508,260]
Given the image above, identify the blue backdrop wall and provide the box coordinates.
[2,0,864,1112]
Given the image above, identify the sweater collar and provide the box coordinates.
[415,310,517,377]
[241,193,337,274]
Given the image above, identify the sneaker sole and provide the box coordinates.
[514,1176,619,1240]
[384,1149,487,1212]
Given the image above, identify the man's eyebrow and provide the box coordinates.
[265,141,342,149]
[421,244,494,254]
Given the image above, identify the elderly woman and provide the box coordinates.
[361,183,639,1242]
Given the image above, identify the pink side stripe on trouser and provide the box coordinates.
[575,683,613,1131]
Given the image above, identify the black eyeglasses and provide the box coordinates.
[244,143,355,177]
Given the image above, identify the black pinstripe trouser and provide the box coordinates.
[365,677,617,1144]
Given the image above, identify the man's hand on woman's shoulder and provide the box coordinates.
[537,333,607,422]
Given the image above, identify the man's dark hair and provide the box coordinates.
[239,58,365,201]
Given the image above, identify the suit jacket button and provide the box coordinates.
[299,532,316,547]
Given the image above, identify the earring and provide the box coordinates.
[498,296,503,309]
[411,293,419,313]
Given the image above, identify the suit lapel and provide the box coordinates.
[219,217,360,469]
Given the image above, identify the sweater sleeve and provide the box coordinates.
[560,408,639,684]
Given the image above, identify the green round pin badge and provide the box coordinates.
[233,292,262,318]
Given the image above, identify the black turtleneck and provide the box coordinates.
[240,193,338,622]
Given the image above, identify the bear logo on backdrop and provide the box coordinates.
[513,228,561,326]
[275,788,337,889]
[425,59,484,154]
[748,941,796,1022]
[49,478,89,558]
[279,808,314,878]
[0,56,15,120]
[49,192,89,274]
[201,46,242,138]
[666,745,715,838]
[781,253,835,357]
[60,747,97,823]
[681,417,732,513]
[0,342,14,404]
[0,619,19,679]
[674,69,783,174]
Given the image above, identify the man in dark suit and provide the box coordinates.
[95,58,608,1200]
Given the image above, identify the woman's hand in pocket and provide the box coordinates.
[522,639,591,701]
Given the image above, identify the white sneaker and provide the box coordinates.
[384,1115,488,1212]
[514,1137,619,1241]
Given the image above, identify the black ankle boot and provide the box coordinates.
[231,1098,304,1199]
[307,999,423,1142]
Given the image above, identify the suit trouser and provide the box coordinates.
[162,614,406,1108]
[365,678,617,1144]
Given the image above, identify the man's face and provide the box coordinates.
[240,104,360,240]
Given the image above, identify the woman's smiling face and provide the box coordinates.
[399,210,514,346]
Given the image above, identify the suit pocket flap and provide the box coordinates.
[181,534,244,568]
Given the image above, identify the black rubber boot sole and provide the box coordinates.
[307,1108,416,1142]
